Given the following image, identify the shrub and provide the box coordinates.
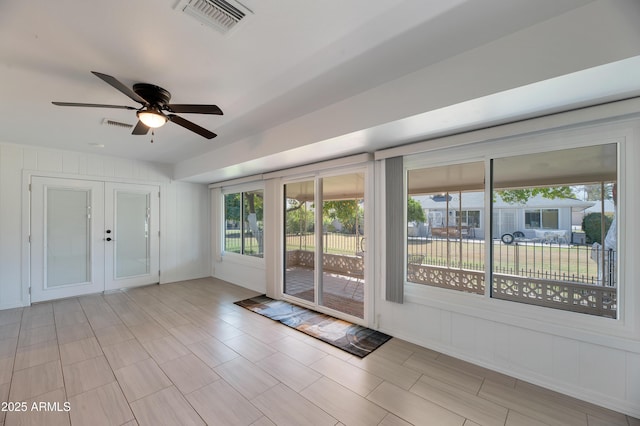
[582,213,613,244]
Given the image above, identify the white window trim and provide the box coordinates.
[218,182,265,262]
[277,161,374,326]
[402,120,638,349]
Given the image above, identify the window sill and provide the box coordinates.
[219,251,265,268]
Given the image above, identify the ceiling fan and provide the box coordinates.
[52,71,222,139]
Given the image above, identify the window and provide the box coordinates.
[224,190,264,258]
[456,210,481,228]
[404,143,619,319]
[406,162,485,294]
[492,144,617,318]
[524,209,559,229]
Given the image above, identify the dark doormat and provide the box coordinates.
[234,295,392,358]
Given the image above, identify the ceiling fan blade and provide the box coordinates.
[91,71,148,104]
[132,120,150,135]
[52,102,137,110]
[168,114,217,139]
[165,104,223,115]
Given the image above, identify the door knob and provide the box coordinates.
[106,230,112,234]
[106,237,112,242]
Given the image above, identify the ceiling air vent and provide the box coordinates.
[175,0,253,35]
[102,118,133,129]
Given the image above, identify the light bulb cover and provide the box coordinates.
[137,109,167,128]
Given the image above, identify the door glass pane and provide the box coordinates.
[46,188,90,287]
[284,181,315,302]
[115,191,150,278]
[321,173,365,318]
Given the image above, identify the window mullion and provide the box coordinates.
[458,191,463,270]
[240,192,245,255]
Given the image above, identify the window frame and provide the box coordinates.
[456,210,481,228]
[490,145,617,318]
[524,208,559,229]
[278,162,373,325]
[401,121,633,339]
[221,184,265,260]
[406,188,486,295]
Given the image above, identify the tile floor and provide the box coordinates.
[0,277,637,426]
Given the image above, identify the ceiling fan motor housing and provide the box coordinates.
[133,83,171,106]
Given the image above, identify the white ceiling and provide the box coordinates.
[1,0,640,183]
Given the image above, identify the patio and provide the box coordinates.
[284,265,364,319]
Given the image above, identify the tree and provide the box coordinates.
[497,186,574,204]
[407,197,426,224]
[578,184,613,201]
[323,200,361,233]
[582,212,613,244]
[243,192,263,222]
[285,200,314,233]
[244,192,264,254]
[224,193,241,224]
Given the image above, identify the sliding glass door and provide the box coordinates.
[284,180,316,303]
[320,173,365,318]
[283,171,366,320]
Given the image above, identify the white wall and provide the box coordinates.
[161,181,210,284]
[0,142,210,309]
[375,112,640,417]
[209,185,268,294]
[211,254,266,295]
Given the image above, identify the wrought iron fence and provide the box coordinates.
[407,237,617,317]
[224,228,263,256]
[492,241,616,287]
[407,237,486,271]
[407,237,616,287]
[285,232,363,255]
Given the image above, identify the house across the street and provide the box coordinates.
[409,192,595,242]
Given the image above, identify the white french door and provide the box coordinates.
[30,177,160,302]
[104,183,159,291]
[31,177,105,302]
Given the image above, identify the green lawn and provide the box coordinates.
[225,230,262,256]
[285,233,362,256]
[408,238,601,283]
[232,230,604,284]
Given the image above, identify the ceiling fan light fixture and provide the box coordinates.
[137,109,167,128]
